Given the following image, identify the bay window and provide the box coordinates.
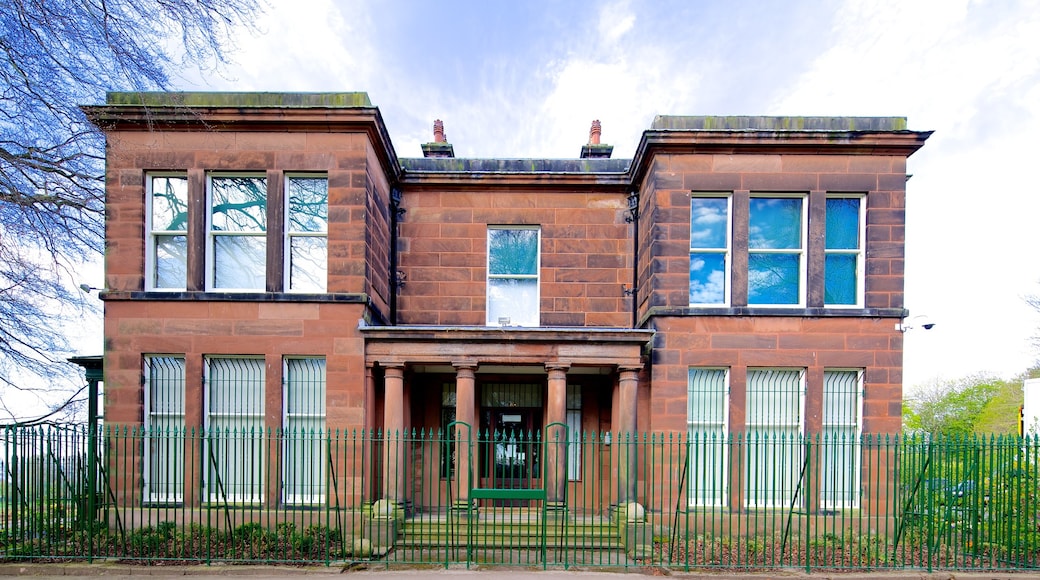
[689,196,731,305]
[208,175,267,291]
[146,175,188,290]
[824,196,864,306]
[748,196,805,306]
[285,176,328,292]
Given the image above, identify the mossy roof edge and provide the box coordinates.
[105,92,372,108]
[652,115,909,131]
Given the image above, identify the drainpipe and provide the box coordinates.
[625,188,640,328]
[389,187,404,325]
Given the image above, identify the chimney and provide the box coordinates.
[422,119,455,158]
[580,119,613,159]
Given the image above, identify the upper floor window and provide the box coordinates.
[824,196,864,306]
[486,226,540,327]
[208,175,267,291]
[689,196,731,305]
[748,196,805,306]
[285,176,328,292]
[146,175,188,290]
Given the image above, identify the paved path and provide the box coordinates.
[1,563,1039,580]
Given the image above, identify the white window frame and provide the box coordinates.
[282,357,327,505]
[206,174,268,291]
[745,368,805,508]
[689,194,732,306]
[824,194,866,308]
[747,194,807,307]
[687,368,729,507]
[204,356,265,504]
[486,226,541,327]
[821,369,863,510]
[284,174,328,293]
[143,355,185,503]
[145,174,189,291]
[566,384,582,481]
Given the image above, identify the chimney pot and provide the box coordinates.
[589,120,602,145]
[433,119,446,143]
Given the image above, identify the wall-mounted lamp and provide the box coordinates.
[79,283,102,294]
[625,190,639,223]
[896,314,936,332]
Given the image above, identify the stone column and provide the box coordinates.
[617,365,641,505]
[545,363,570,512]
[452,361,478,511]
[382,364,406,507]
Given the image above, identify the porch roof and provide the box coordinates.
[360,322,653,370]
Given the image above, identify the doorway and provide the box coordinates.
[478,383,543,502]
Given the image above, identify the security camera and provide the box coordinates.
[896,314,935,332]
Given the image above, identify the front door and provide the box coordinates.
[480,408,542,504]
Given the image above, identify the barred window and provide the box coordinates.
[566,384,581,481]
[205,357,265,503]
[143,356,185,503]
[283,357,326,505]
[745,368,804,508]
[688,368,729,506]
[821,369,863,509]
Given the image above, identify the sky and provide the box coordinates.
[82,0,1040,394]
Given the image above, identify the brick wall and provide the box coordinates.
[396,190,634,326]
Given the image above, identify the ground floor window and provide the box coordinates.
[821,369,863,509]
[205,357,265,503]
[688,368,729,506]
[566,384,581,481]
[144,355,185,503]
[283,357,326,505]
[745,368,804,508]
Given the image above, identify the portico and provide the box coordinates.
[361,323,653,513]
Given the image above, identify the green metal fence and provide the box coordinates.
[2,425,1038,571]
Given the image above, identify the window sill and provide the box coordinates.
[101,291,370,304]
[646,306,907,319]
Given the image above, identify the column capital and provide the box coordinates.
[452,359,479,371]
[545,362,571,373]
[617,364,643,374]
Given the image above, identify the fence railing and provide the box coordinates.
[1,425,1038,571]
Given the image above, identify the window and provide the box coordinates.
[283,357,326,504]
[689,196,731,305]
[286,176,328,292]
[745,369,804,507]
[205,357,265,503]
[487,227,540,326]
[440,384,456,479]
[208,175,267,291]
[821,370,862,509]
[687,368,729,506]
[143,356,185,502]
[825,196,864,306]
[146,175,188,290]
[566,384,581,481]
[748,197,805,305]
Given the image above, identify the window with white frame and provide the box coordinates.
[283,357,326,505]
[208,175,267,291]
[486,227,540,326]
[205,357,265,503]
[143,356,185,502]
[285,176,328,292]
[748,196,806,306]
[689,196,731,305]
[687,368,729,506]
[824,196,864,306]
[745,368,804,507]
[566,384,581,481]
[146,175,189,290]
[821,369,863,509]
